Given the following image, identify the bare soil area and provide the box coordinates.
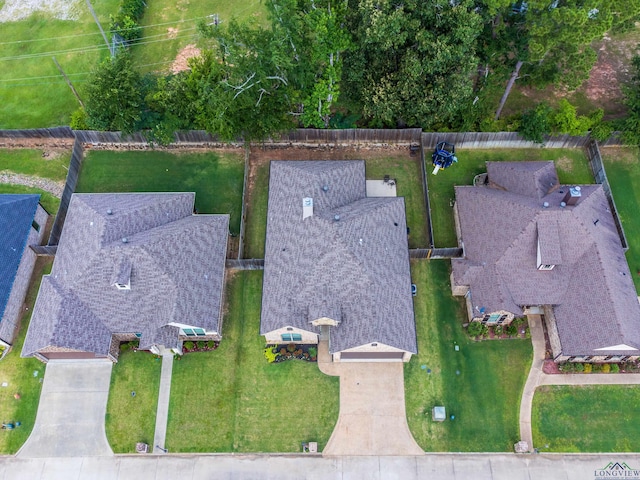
[171,44,201,74]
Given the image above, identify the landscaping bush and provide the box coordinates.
[592,363,602,373]
[197,341,205,349]
[583,363,592,373]
[480,324,489,338]
[207,340,216,349]
[611,364,620,373]
[308,346,317,360]
[506,324,518,336]
[467,321,483,337]
[263,347,279,363]
[575,362,584,372]
[602,363,611,373]
[559,362,574,372]
[494,325,503,336]
[110,0,147,42]
[183,341,194,350]
[286,343,296,353]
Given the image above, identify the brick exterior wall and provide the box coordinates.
[264,326,319,345]
[0,204,48,346]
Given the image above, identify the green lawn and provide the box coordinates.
[532,385,640,452]
[131,0,267,75]
[243,154,429,259]
[601,147,640,292]
[428,148,593,247]
[0,259,50,454]
[0,185,60,215]
[105,348,162,453]
[0,1,119,128]
[166,271,339,452]
[0,149,70,181]
[76,150,245,234]
[405,259,532,451]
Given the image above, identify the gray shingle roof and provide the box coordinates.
[0,195,40,320]
[453,162,640,356]
[261,161,417,354]
[22,193,229,358]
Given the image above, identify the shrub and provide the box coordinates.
[590,120,614,142]
[183,341,194,350]
[592,363,602,373]
[525,327,531,339]
[70,108,88,130]
[480,324,489,338]
[601,363,611,373]
[559,362,574,372]
[280,348,287,356]
[207,340,216,349]
[519,103,551,143]
[583,363,592,373]
[264,347,279,363]
[611,363,620,373]
[308,346,318,358]
[512,317,525,328]
[120,342,131,352]
[287,343,296,353]
[494,325,503,336]
[575,362,584,372]
[196,341,205,349]
[467,321,483,337]
[110,0,147,42]
[506,323,518,336]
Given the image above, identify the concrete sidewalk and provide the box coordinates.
[17,360,113,458]
[2,453,640,480]
[152,353,174,454]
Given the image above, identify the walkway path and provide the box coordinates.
[0,171,64,197]
[318,340,423,456]
[519,315,640,452]
[17,360,113,458]
[3,453,640,479]
[152,353,174,454]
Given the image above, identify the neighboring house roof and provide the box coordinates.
[0,194,40,320]
[453,161,640,356]
[261,161,417,354]
[22,193,229,358]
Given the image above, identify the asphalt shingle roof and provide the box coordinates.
[453,161,640,357]
[261,161,417,354]
[0,195,40,320]
[22,193,229,357]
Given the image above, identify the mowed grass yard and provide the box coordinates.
[533,385,640,452]
[0,148,70,214]
[105,349,162,453]
[76,150,245,234]
[428,148,593,247]
[166,271,339,452]
[405,260,532,451]
[132,0,267,75]
[0,0,119,128]
[244,153,428,259]
[601,147,640,292]
[0,259,50,454]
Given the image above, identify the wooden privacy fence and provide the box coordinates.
[418,143,434,248]
[586,139,629,251]
[226,259,264,270]
[422,131,591,149]
[0,127,74,139]
[268,128,423,145]
[73,129,228,145]
[48,138,84,246]
[410,248,463,259]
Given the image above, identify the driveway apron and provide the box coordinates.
[17,360,113,458]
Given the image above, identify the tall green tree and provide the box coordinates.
[342,0,482,129]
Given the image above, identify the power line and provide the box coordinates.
[0,29,199,62]
[0,15,213,47]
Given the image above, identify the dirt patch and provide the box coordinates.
[40,148,66,160]
[600,146,640,164]
[171,44,201,74]
[167,27,178,39]
[555,155,574,173]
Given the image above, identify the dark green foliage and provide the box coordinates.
[519,103,551,143]
[183,341,194,350]
[506,323,518,336]
[70,108,88,130]
[110,0,147,42]
[467,321,483,337]
[610,363,620,373]
[622,56,640,145]
[85,53,145,133]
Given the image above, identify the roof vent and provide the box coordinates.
[334,214,340,221]
[543,202,549,208]
[107,209,113,215]
[560,202,566,208]
[122,237,128,243]
[322,185,329,192]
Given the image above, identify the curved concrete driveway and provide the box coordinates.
[18,360,113,458]
[319,341,423,456]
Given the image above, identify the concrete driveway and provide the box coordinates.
[18,360,113,458]
[319,341,423,456]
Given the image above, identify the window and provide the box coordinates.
[281,333,302,342]
[134,333,142,338]
[32,220,40,232]
[182,328,206,337]
[538,264,555,271]
[485,313,501,325]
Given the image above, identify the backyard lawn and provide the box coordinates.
[532,385,640,452]
[405,259,532,451]
[601,147,640,292]
[428,148,594,247]
[166,271,339,452]
[105,348,162,453]
[243,153,429,259]
[0,259,50,454]
[0,185,60,215]
[0,0,119,128]
[131,0,267,75]
[76,150,245,234]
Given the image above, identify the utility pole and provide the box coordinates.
[52,57,84,108]
[85,0,113,57]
